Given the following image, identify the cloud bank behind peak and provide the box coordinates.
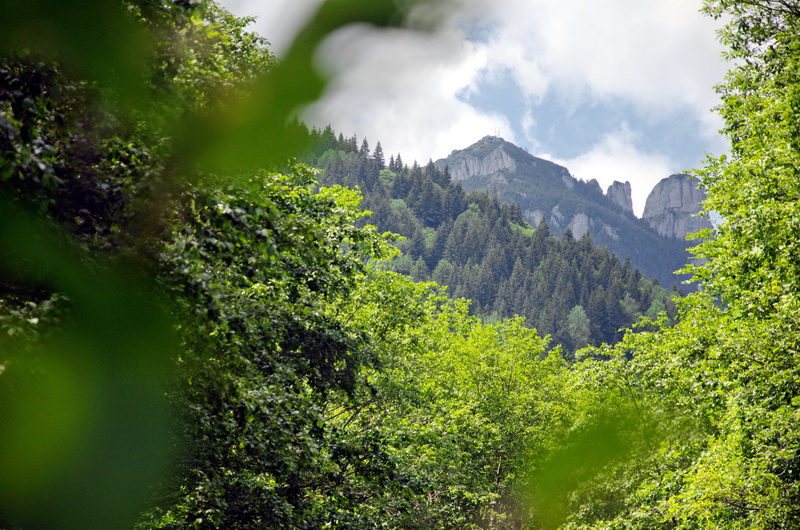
[222,0,728,214]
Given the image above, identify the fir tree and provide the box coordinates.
[372,141,385,170]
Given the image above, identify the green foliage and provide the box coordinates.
[141,167,403,528]
[566,305,591,352]
[0,0,441,527]
[5,0,800,528]
[329,277,569,527]
[693,0,800,319]
[529,3,800,527]
[304,132,676,352]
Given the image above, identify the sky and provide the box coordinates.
[220,0,729,216]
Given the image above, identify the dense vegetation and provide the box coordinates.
[1,0,800,528]
[304,130,677,351]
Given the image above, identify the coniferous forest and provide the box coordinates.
[2,1,800,529]
[303,129,678,351]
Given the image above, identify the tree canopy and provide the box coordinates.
[2,0,800,528]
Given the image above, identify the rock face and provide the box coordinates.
[606,181,633,214]
[526,209,545,227]
[446,141,518,181]
[568,213,590,239]
[642,174,713,239]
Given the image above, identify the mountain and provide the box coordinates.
[642,173,713,239]
[606,181,634,214]
[434,135,699,285]
[303,127,680,352]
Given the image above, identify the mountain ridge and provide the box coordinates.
[304,126,680,350]
[434,135,702,285]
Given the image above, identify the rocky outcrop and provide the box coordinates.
[601,222,620,241]
[433,136,703,284]
[568,213,590,239]
[549,205,565,230]
[606,181,633,214]
[642,174,712,239]
[525,209,545,227]
[446,143,517,181]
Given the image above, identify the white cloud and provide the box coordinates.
[550,127,674,217]
[219,0,729,198]
[467,0,726,116]
[304,23,513,163]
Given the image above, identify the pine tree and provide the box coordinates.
[410,256,429,282]
[431,259,454,286]
[372,141,385,170]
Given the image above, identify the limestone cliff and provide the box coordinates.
[568,213,590,239]
[642,174,712,239]
[606,181,633,215]
[436,136,572,191]
[434,136,698,285]
[446,142,517,182]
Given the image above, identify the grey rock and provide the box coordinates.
[642,174,713,239]
[568,213,590,239]
[602,222,620,241]
[549,205,565,230]
[446,143,517,181]
[606,181,633,214]
[526,209,545,227]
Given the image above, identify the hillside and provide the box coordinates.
[303,127,678,351]
[434,135,704,284]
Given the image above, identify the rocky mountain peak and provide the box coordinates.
[642,174,712,239]
[433,137,700,283]
[441,136,518,181]
[436,136,573,186]
[606,181,633,215]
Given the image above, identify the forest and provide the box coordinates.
[1,0,799,528]
[303,129,679,351]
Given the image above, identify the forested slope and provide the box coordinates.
[0,2,579,527]
[434,135,696,284]
[303,131,677,351]
[1,0,800,529]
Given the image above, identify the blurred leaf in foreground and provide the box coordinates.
[0,199,178,529]
[0,0,445,527]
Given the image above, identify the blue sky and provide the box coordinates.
[221,0,729,216]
